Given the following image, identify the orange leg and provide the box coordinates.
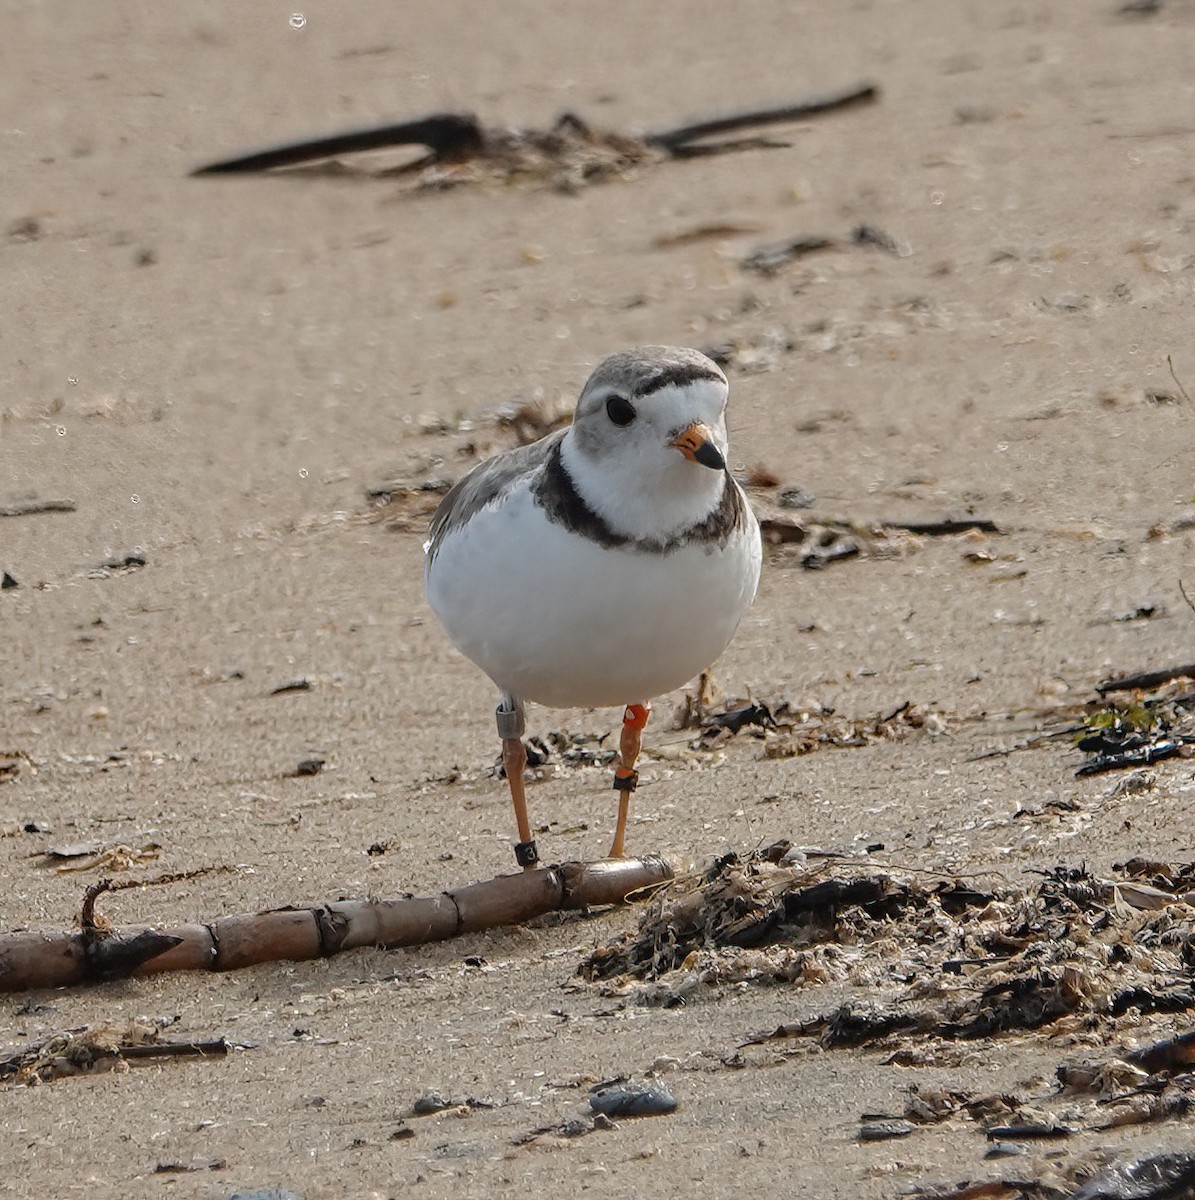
[497,696,538,869]
[610,702,650,858]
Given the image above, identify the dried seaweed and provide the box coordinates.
[1073,684,1195,777]
[581,850,1195,1051]
[910,1151,1195,1200]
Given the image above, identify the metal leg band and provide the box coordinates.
[496,700,526,741]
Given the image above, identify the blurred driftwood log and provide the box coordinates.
[0,856,673,993]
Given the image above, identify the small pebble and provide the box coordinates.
[858,1119,914,1142]
[589,1082,676,1118]
[100,550,147,571]
[985,1122,1076,1140]
[778,486,815,510]
[412,1091,455,1115]
[985,1142,1028,1159]
[227,1191,303,1200]
[1,571,17,589]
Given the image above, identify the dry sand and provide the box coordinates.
[2,2,1194,1197]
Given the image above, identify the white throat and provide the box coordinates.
[559,430,727,541]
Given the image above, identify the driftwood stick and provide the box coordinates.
[0,856,673,993]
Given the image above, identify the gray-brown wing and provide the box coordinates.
[425,428,567,564]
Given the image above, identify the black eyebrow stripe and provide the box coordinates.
[634,363,725,397]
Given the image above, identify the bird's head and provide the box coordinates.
[563,346,731,540]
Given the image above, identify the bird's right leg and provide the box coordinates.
[497,693,537,869]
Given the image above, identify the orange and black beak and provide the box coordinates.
[670,422,726,470]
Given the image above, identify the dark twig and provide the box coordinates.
[0,498,76,518]
[1096,663,1195,694]
[1075,739,1189,776]
[79,878,113,934]
[192,113,484,175]
[1180,578,1194,617]
[117,1039,230,1061]
[888,518,1000,536]
[1167,354,1193,407]
[644,82,879,151]
[741,235,838,274]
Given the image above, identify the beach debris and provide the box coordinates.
[858,1117,913,1141]
[92,550,147,576]
[490,395,574,445]
[0,498,76,518]
[1,1020,232,1085]
[758,515,920,569]
[191,84,879,190]
[411,1091,458,1116]
[906,1181,1046,1199]
[777,486,816,510]
[227,1190,303,1200]
[1125,1028,1195,1074]
[983,1122,1076,1141]
[270,678,313,696]
[154,1158,227,1174]
[1096,662,1195,695]
[589,1080,677,1118]
[1073,681,1195,777]
[581,849,1195,1053]
[984,1144,1028,1160]
[697,700,778,740]
[363,484,444,532]
[1072,1152,1195,1200]
[514,1113,617,1145]
[41,840,162,874]
[740,234,837,275]
[0,753,33,784]
[739,223,906,275]
[0,857,674,992]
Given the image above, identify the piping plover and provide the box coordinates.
[425,347,761,868]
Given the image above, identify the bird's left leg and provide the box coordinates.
[609,702,651,858]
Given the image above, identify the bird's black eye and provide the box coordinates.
[605,395,636,427]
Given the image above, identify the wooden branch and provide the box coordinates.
[0,857,673,993]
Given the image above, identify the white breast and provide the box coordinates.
[426,481,761,708]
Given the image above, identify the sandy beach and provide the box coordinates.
[2,3,1194,1196]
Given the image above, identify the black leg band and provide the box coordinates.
[514,839,539,867]
[612,769,638,792]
